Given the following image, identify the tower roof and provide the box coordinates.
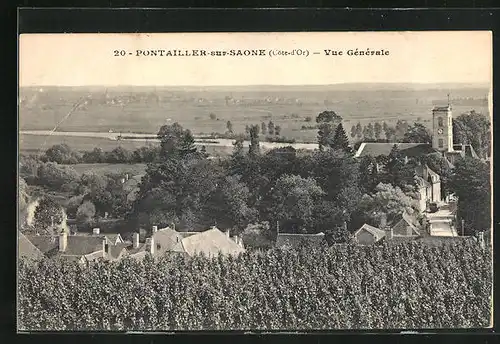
[432,105,451,112]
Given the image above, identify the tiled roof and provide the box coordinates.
[129,251,148,261]
[276,232,326,248]
[180,227,245,257]
[18,232,44,260]
[107,243,130,260]
[433,106,451,111]
[26,235,59,254]
[152,228,184,256]
[355,224,386,242]
[355,143,435,158]
[64,236,104,256]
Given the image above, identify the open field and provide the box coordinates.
[19,85,489,144]
[64,163,148,176]
[19,134,235,156]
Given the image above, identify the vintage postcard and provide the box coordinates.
[18,31,492,331]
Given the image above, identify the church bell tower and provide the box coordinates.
[432,94,454,153]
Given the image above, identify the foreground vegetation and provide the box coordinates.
[18,241,492,331]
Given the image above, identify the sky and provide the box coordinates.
[19,31,492,87]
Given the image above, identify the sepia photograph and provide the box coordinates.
[17,31,492,331]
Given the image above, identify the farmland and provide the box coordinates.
[19,84,489,149]
[18,241,492,331]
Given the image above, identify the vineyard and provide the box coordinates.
[18,241,492,331]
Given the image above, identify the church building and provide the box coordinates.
[354,102,479,166]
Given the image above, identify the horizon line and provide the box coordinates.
[19,81,491,88]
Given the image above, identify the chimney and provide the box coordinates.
[379,213,387,229]
[102,238,109,258]
[225,229,230,238]
[152,225,158,234]
[93,227,100,235]
[234,235,239,245]
[125,173,129,181]
[121,178,126,184]
[59,231,68,252]
[384,227,393,241]
[478,232,485,250]
[342,221,348,231]
[133,232,139,249]
[104,212,109,219]
[149,236,155,255]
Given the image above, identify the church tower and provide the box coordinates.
[432,96,454,153]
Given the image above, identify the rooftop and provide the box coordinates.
[355,143,435,158]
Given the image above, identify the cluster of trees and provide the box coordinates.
[18,240,492,330]
[19,156,134,233]
[37,143,160,165]
[350,120,431,144]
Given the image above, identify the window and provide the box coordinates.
[438,117,444,127]
[104,243,109,253]
[438,139,444,148]
[156,243,161,250]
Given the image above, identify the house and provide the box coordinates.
[18,232,44,261]
[128,226,245,259]
[22,230,128,264]
[276,232,326,249]
[391,211,421,237]
[353,224,387,245]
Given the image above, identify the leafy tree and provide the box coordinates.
[248,125,260,157]
[226,120,233,134]
[382,121,389,139]
[374,122,382,140]
[270,174,325,234]
[205,175,257,232]
[33,197,65,235]
[106,146,132,163]
[274,125,282,136]
[331,122,350,152]
[365,123,375,140]
[261,122,267,135]
[43,144,81,164]
[157,123,198,160]
[355,122,363,140]
[19,177,30,214]
[132,146,159,163]
[357,183,418,226]
[358,156,384,194]
[395,120,409,141]
[384,145,417,189]
[350,125,357,138]
[241,222,274,249]
[130,157,221,231]
[316,110,342,124]
[82,147,105,163]
[317,123,336,150]
[403,122,432,143]
[267,121,275,136]
[209,113,217,120]
[19,155,42,184]
[448,157,491,234]
[76,200,96,226]
[66,195,84,218]
[453,111,491,158]
[37,162,80,192]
